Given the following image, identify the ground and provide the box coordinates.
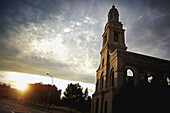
[0,99,67,113]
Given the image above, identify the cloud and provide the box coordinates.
[0,0,170,85]
[114,0,170,60]
[0,0,103,84]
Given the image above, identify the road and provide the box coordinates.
[0,99,66,113]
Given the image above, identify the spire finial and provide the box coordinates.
[112,3,115,8]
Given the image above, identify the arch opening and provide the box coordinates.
[114,14,116,19]
[102,59,104,67]
[110,14,113,21]
[104,101,108,113]
[145,73,154,84]
[112,71,114,86]
[103,34,107,46]
[126,69,134,85]
[127,69,133,77]
[110,68,114,87]
[100,72,104,89]
[166,77,170,85]
[96,79,99,91]
[95,98,99,113]
[114,33,118,42]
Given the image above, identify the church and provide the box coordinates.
[91,5,170,113]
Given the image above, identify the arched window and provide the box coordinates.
[114,14,116,19]
[103,34,107,46]
[112,71,114,86]
[104,101,108,113]
[126,69,134,84]
[110,14,113,21]
[166,76,170,85]
[109,68,114,87]
[96,79,99,91]
[110,68,114,87]
[163,74,170,86]
[127,69,133,77]
[102,58,104,67]
[145,73,153,84]
[105,75,108,89]
[100,72,103,89]
[114,33,118,42]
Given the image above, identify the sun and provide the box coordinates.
[15,83,28,91]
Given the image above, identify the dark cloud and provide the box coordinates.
[0,0,170,84]
[0,0,62,36]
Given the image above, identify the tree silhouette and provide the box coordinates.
[63,83,91,112]
[63,83,83,108]
[83,88,88,100]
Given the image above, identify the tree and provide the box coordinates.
[83,88,88,100]
[82,88,91,112]
[62,83,91,112]
[63,83,82,108]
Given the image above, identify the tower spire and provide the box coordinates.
[102,4,127,52]
[112,3,115,8]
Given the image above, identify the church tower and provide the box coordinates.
[91,5,127,113]
[91,4,170,113]
[102,4,127,53]
[99,4,127,90]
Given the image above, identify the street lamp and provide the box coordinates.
[46,73,54,106]
[47,73,53,85]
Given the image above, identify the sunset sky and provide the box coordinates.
[0,0,170,95]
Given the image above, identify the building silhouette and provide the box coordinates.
[91,5,170,113]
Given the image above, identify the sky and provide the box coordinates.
[0,0,170,95]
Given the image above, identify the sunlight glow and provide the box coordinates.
[0,71,95,96]
[15,83,27,91]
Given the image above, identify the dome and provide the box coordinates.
[109,4,119,15]
[108,4,119,22]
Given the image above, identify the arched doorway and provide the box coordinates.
[104,101,108,113]
[95,98,99,113]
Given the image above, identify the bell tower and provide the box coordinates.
[102,4,127,53]
[91,5,127,113]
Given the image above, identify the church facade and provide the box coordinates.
[91,5,170,113]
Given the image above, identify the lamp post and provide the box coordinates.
[47,73,53,85]
[46,73,54,106]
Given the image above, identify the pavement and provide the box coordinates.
[0,99,66,113]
